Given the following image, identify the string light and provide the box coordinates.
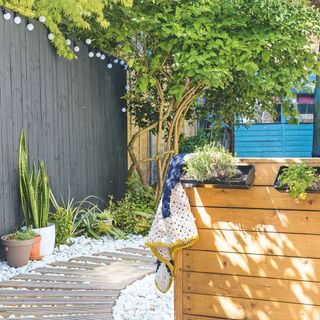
[121,107,127,113]
[88,50,94,58]
[96,52,101,58]
[39,16,46,23]
[13,14,21,25]
[48,33,54,41]
[113,58,119,64]
[100,54,106,60]
[107,63,113,69]
[2,9,11,21]
[85,39,92,45]
[120,60,125,65]
[74,43,80,53]
[65,39,71,46]
[26,21,34,31]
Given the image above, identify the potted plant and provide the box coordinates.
[19,130,55,256]
[274,163,320,201]
[1,229,38,267]
[181,143,255,189]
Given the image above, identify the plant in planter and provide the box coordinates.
[182,143,255,189]
[275,163,320,201]
[1,229,38,267]
[18,130,54,256]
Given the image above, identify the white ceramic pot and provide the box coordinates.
[32,223,55,256]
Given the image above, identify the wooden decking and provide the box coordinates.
[0,246,155,319]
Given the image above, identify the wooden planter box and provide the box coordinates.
[175,158,320,320]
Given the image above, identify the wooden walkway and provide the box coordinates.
[0,246,155,319]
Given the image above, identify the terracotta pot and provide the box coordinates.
[29,235,42,260]
[1,236,34,267]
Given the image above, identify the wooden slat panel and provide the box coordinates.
[0,298,114,306]
[192,207,320,234]
[183,293,320,319]
[0,289,119,297]
[238,158,320,186]
[0,306,112,317]
[174,250,183,320]
[191,229,320,258]
[0,281,125,290]
[186,187,320,210]
[93,251,156,263]
[183,250,320,282]
[184,272,320,305]
[184,316,231,320]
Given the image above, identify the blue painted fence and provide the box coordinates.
[234,123,313,157]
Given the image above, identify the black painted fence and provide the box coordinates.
[0,15,127,247]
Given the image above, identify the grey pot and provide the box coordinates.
[1,236,34,267]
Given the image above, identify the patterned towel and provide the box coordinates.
[146,154,199,293]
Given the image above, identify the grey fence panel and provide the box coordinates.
[0,16,127,252]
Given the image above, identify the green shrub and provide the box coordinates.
[185,143,237,181]
[50,192,126,244]
[5,229,38,241]
[279,163,318,201]
[107,173,157,236]
[179,126,225,154]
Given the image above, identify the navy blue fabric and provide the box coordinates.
[162,154,187,218]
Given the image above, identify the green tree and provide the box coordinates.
[73,0,320,198]
[0,0,132,59]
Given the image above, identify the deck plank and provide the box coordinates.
[0,247,154,319]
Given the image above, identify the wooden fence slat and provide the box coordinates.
[191,229,320,259]
[183,250,320,282]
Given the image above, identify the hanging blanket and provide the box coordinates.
[146,154,199,293]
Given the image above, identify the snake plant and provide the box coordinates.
[18,130,50,228]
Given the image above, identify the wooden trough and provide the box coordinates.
[175,158,320,320]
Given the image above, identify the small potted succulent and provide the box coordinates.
[1,229,38,267]
[181,143,255,189]
[274,163,320,201]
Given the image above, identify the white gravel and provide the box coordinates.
[0,235,174,320]
[113,274,174,320]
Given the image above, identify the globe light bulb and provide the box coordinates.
[74,45,80,53]
[107,63,113,69]
[113,58,119,64]
[85,39,92,45]
[65,39,71,46]
[26,23,34,31]
[125,85,129,91]
[3,12,11,21]
[39,16,46,23]
[121,108,127,113]
[120,60,125,65]
[48,33,54,40]
[100,54,106,60]
[14,16,21,25]
[88,51,94,58]
[96,52,101,58]
[124,65,128,70]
